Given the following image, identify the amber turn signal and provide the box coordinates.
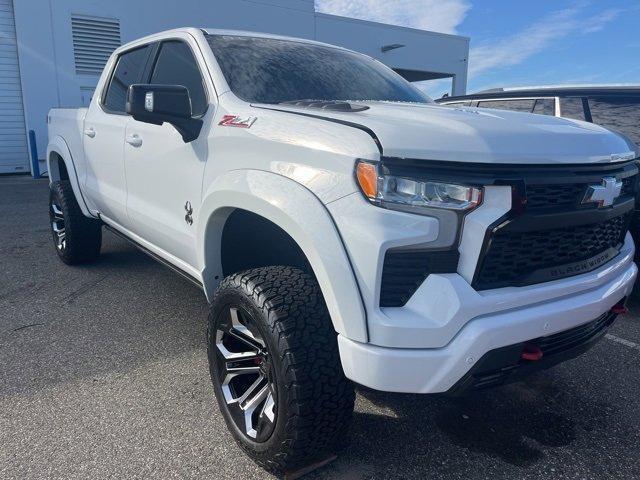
[356,162,378,199]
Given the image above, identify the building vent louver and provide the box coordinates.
[71,15,121,75]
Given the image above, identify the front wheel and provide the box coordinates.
[207,266,355,475]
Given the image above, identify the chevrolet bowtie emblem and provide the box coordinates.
[582,177,622,208]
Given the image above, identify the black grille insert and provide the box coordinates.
[380,250,459,307]
[474,213,631,290]
[526,175,637,210]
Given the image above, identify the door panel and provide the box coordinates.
[82,109,129,220]
[124,119,207,267]
[83,44,151,223]
[124,39,211,267]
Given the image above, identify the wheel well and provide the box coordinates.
[49,152,70,182]
[221,209,312,277]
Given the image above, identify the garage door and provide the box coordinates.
[0,0,28,174]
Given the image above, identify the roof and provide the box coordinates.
[201,28,351,51]
[115,27,353,55]
[436,84,640,103]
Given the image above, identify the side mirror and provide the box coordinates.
[126,84,203,143]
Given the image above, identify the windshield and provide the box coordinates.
[206,34,431,105]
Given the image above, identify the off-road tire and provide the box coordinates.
[49,180,102,264]
[207,266,355,475]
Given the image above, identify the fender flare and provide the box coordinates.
[196,169,368,343]
[46,136,94,217]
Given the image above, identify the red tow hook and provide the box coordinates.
[521,344,543,361]
[611,304,629,315]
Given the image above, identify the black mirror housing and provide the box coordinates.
[126,84,203,142]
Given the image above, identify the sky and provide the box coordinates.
[315,0,640,98]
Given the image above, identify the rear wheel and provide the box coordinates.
[207,266,355,475]
[49,180,102,264]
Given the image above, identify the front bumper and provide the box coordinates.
[448,309,618,394]
[338,257,637,394]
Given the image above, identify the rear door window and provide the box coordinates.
[103,45,151,113]
[588,96,640,145]
[477,99,535,112]
[559,97,586,121]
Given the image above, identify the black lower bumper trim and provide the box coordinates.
[447,310,618,395]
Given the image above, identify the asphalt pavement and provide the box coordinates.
[2,175,640,479]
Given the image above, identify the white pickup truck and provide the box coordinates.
[47,28,639,474]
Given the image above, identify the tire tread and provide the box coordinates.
[49,180,102,264]
[209,266,355,474]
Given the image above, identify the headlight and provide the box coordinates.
[356,160,482,212]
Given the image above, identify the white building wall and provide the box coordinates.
[314,14,469,95]
[0,0,29,173]
[12,0,468,168]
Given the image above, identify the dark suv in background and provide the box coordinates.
[438,85,640,254]
[436,85,640,146]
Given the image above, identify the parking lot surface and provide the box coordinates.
[2,176,640,479]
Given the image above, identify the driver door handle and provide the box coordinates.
[84,127,96,138]
[126,133,143,147]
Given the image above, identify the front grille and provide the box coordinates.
[526,183,585,209]
[465,311,616,391]
[374,157,638,297]
[380,250,459,307]
[526,175,637,210]
[475,213,630,290]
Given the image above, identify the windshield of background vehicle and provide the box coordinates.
[206,34,431,105]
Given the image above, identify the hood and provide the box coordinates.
[257,101,638,164]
